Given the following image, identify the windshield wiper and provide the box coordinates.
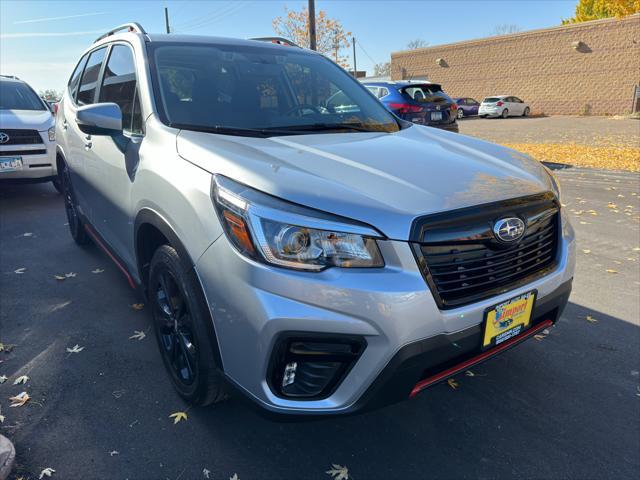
[267,122,379,133]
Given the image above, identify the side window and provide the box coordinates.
[514,97,522,103]
[77,47,107,105]
[99,44,142,133]
[68,54,89,101]
[379,87,389,98]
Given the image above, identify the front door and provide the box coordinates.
[83,43,145,272]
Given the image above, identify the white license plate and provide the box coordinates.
[0,157,23,173]
[431,112,443,121]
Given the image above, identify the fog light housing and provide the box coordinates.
[269,336,366,399]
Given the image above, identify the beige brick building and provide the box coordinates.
[391,15,640,116]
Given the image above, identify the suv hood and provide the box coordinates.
[177,125,553,240]
[0,109,54,131]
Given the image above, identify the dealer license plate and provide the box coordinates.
[0,157,23,173]
[482,290,536,349]
[431,112,443,121]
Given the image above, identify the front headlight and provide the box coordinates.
[212,175,384,271]
[48,126,55,142]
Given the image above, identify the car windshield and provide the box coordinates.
[401,85,451,104]
[483,97,502,103]
[0,81,46,111]
[149,43,401,136]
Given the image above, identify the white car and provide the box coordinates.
[479,95,530,118]
[0,75,59,191]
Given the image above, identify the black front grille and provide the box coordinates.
[0,149,47,156]
[0,129,44,145]
[412,193,560,309]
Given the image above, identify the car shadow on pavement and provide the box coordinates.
[189,301,639,479]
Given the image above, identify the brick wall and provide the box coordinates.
[391,15,640,116]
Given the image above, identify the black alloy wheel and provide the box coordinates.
[61,163,90,245]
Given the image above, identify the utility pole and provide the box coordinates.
[308,0,317,50]
[164,7,170,34]
[352,37,357,77]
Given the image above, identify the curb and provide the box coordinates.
[0,435,15,480]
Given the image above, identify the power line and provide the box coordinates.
[172,2,248,32]
[356,39,379,66]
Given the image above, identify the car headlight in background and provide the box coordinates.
[48,126,55,142]
[212,175,384,271]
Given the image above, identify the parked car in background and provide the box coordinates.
[363,81,458,132]
[0,75,60,191]
[479,96,530,118]
[454,97,480,119]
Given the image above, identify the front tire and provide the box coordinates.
[149,245,226,406]
[501,108,509,119]
[523,107,530,117]
[61,163,91,245]
[52,177,62,194]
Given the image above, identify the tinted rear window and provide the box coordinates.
[402,85,451,103]
[0,81,46,111]
[484,97,501,103]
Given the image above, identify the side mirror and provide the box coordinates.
[76,103,122,136]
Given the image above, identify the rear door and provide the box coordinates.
[85,43,144,270]
[61,47,108,218]
[512,97,525,115]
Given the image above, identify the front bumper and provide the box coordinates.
[195,210,575,415]
[0,138,56,182]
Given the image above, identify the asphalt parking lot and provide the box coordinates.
[1,168,639,480]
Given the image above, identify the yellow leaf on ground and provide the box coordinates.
[54,275,66,281]
[326,464,349,480]
[606,269,618,274]
[9,391,30,407]
[586,315,598,323]
[169,411,188,424]
[131,303,145,310]
[582,249,591,254]
[447,378,459,389]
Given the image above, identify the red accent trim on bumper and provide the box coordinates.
[84,224,136,290]
[409,319,553,398]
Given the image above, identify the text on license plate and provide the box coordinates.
[482,291,536,348]
[431,112,443,121]
[0,157,23,173]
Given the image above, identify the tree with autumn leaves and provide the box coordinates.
[563,0,639,23]
[273,6,351,67]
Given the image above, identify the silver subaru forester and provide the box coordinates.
[56,24,575,416]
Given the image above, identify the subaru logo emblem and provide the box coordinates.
[0,132,9,144]
[493,217,526,242]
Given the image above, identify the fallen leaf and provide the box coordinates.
[14,268,26,274]
[13,375,29,385]
[169,411,188,424]
[92,268,104,274]
[39,467,55,479]
[54,275,66,281]
[230,475,240,480]
[64,272,77,278]
[0,414,4,423]
[606,269,618,274]
[326,464,349,480]
[465,370,486,377]
[0,343,15,353]
[542,329,550,335]
[131,303,145,310]
[607,203,617,209]
[23,232,33,237]
[9,391,30,407]
[582,249,591,254]
[586,315,598,323]
[636,386,640,398]
[0,375,7,383]
[203,468,211,479]
[109,450,119,456]
[129,330,146,341]
[579,221,590,225]
[66,344,84,354]
[447,378,459,389]
[633,247,640,252]
[534,334,546,341]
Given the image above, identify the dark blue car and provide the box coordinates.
[364,81,458,132]
[454,97,480,119]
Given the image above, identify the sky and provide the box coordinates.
[0,0,577,93]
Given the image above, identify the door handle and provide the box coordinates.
[62,119,68,131]
[84,141,92,150]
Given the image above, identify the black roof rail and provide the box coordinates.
[249,37,301,48]
[95,23,146,43]
[0,74,20,80]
